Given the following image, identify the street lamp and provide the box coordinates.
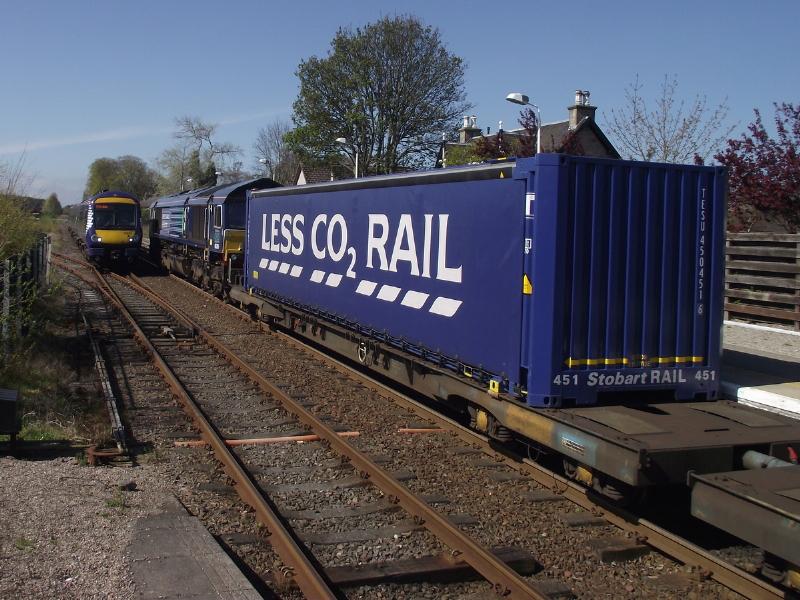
[335,137,358,178]
[258,157,270,176]
[185,177,193,189]
[506,92,541,155]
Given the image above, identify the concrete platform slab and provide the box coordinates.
[722,344,800,420]
[129,497,262,600]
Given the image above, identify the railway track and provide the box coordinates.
[152,268,791,600]
[51,251,551,599]
[50,244,791,599]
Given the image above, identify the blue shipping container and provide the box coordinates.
[244,154,726,407]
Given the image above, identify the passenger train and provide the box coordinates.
[79,190,142,264]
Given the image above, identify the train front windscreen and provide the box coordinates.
[94,201,137,229]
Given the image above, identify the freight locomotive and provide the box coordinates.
[149,154,800,503]
[79,190,142,264]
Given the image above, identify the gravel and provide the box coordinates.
[724,322,800,361]
[139,273,742,599]
[0,455,173,600]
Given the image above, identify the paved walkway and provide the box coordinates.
[129,497,262,600]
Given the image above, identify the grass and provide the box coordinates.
[0,286,110,446]
[105,492,127,510]
[14,538,34,552]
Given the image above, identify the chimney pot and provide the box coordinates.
[463,115,470,128]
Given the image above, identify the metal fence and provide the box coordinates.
[0,235,51,355]
[725,232,800,331]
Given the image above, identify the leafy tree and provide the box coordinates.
[84,155,158,200]
[288,16,470,175]
[253,119,299,185]
[716,103,800,232]
[606,74,734,164]
[43,193,62,216]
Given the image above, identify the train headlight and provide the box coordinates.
[91,234,102,242]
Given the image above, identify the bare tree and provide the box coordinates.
[0,152,34,198]
[606,75,734,164]
[253,119,299,184]
[174,116,241,167]
[156,117,244,193]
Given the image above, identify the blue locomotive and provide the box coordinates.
[149,178,278,295]
[79,190,142,264]
[150,155,800,498]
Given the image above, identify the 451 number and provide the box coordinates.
[553,374,579,386]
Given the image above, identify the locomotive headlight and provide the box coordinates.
[91,234,102,242]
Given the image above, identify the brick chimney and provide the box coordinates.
[568,90,596,129]
[458,115,482,143]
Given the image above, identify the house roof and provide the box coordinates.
[449,117,620,160]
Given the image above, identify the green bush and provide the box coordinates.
[0,195,39,261]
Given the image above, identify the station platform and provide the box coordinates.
[129,496,262,600]
[722,341,800,420]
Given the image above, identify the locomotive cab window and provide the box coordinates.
[214,205,222,228]
[94,202,137,229]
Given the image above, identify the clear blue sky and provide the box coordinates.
[1,0,797,204]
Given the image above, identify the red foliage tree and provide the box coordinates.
[715,103,800,232]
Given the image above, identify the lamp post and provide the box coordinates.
[335,137,358,178]
[506,92,541,155]
[215,171,223,185]
[185,177,193,189]
[258,157,270,176]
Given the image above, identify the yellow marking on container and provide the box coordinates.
[567,356,709,368]
[252,271,258,279]
[488,380,501,396]
[94,230,134,244]
[523,274,532,295]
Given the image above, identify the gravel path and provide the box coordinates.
[0,455,173,600]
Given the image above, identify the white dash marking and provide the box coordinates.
[376,285,401,302]
[355,280,378,296]
[400,290,429,309]
[258,258,268,269]
[268,260,279,271]
[325,273,343,287]
[310,270,325,283]
[429,297,462,317]
[290,265,303,277]
[278,262,290,274]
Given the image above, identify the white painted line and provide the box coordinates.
[355,280,378,296]
[376,285,401,302]
[289,265,303,277]
[723,381,800,420]
[310,270,325,283]
[325,273,343,287]
[258,258,268,269]
[268,260,279,271]
[278,262,290,274]
[429,297,462,317]
[725,320,800,337]
[400,290,429,309]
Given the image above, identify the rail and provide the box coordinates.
[164,273,787,600]
[50,255,337,599]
